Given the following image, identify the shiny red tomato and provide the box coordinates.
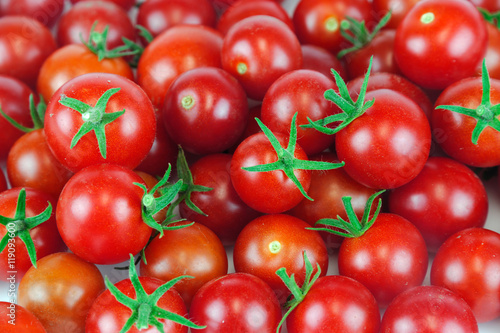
[0,169,6,192]
[301,44,347,81]
[0,301,46,333]
[0,0,64,27]
[372,0,421,29]
[70,0,136,11]
[478,19,500,80]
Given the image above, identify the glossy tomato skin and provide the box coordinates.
[388,156,488,252]
[336,89,431,189]
[0,16,56,89]
[292,0,373,54]
[431,227,500,323]
[0,169,6,192]
[0,187,66,281]
[380,285,479,332]
[137,25,223,108]
[301,44,347,81]
[233,214,328,303]
[140,222,228,309]
[230,131,311,214]
[178,154,261,245]
[432,76,500,167]
[37,44,134,104]
[56,0,135,49]
[0,301,46,332]
[44,73,156,173]
[478,20,500,80]
[18,252,105,333]
[372,0,421,29]
[221,15,302,100]
[70,0,136,11]
[261,69,339,156]
[189,273,282,333]
[56,164,152,265]
[7,129,73,198]
[287,275,380,333]
[394,0,487,90]
[0,75,34,161]
[162,67,249,155]
[339,213,429,307]
[86,277,189,333]
[0,0,64,28]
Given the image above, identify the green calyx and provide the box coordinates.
[436,59,500,144]
[134,164,185,239]
[121,25,154,68]
[275,251,322,333]
[0,188,52,268]
[337,11,392,59]
[301,56,375,135]
[0,94,46,133]
[105,254,206,333]
[242,113,345,201]
[309,190,385,238]
[59,87,125,159]
[479,8,500,29]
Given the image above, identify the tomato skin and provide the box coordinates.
[7,129,73,198]
[0,169,6,192]
[189,273,282,333]
[0,301,47,333]
[18,252,106,333]
[44,73,156,173]
[372,0,421,29]
[86,277,189,333]
[221,15,303,100]
[56,164,152,265]
[431,227,500,323]
[140,222,228,309]
[394,0,487,90]
[477,20,500,80]
[388,156,488,252]
[230,131,311,214]
[137,25,223,108]
[287,275,380,333]
[233,214,328,303]
[0,187,66,281]
[301,44,347,81]
[380,285,479,332]
[338,213,429,307]
[162,67,249,155]
[336,89,431,189]
[70,0,136,11]
[0,0,64,28]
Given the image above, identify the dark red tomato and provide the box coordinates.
[286,275,380,333]
[44,73,156,173]
[230,131,311,214]
[261,69,339,156]
[292,0,373,54]
[0,0,64,27]
[477,20,500,80]
[336,89,431,189]
[18,252,105,333]
[140,222,228,309]
[178,154,261,245]
[221,15,302,100]
[86,276,190,333]
[338,213,429,307]
[0,16,56,89]
[380,285,479,332]
[37,43,134,104]
[0,168,6,192]
[227,104,262,153]
[394,0,487,90]
[301,44,347,81]
[0,75,34,161]
[233,214,328,303]
[0,301,46,333]
[347,72,434,120]
[372,0,421,29]
[431,227,500,323]
[137,0,216,40]
[137,24,223,108]
[388,156,488,252]
[216,0,294,35]
[162,67,249,155]
[469,0,500,12]
[343,29,401,80]
[56,164,151,265]
[189,273,282,333]
[70,0,136,11]
[432,76,500,167]
[7,129,73,198]
[289,152,378,250]
[56,0,135,49]
[0,187,66,281]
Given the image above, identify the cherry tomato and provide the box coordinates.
[0,301,46,333]
[372,0,421,29]
[0,169,6,192]
[18,252,105,333]
[301,44,347,81]
[0,0,64,28]
[189,273,282,333]
[478,19,500,80]
[70,0,136,11]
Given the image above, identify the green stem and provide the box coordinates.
[0,94,46,133]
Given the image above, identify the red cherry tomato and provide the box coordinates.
[0,301,47,333]
[0,0,64,28]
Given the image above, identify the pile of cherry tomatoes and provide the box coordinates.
[1,0,500,332]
